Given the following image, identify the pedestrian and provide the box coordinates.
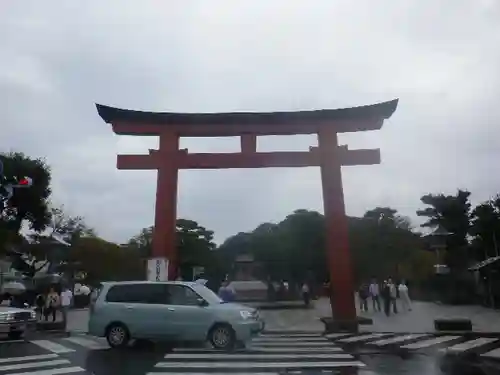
[301,282,311,307]
[381,280,391,316]
[398,280,412,311]
[45,288,60,322]
[60,287,73,327]
[358,284,369,312]
[35,293,45,320]
[388,278,398,314]
[218,280,235,302]
[369,278,381,311]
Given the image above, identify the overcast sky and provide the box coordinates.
[2,1,500,244]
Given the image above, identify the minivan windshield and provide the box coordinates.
[190,283,224,305]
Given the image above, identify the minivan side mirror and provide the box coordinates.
[196,298,208,307]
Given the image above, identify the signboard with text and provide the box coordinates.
[147,257,169,281]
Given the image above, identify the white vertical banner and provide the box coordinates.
[147,257,169,281]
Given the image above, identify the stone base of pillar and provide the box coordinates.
[320,316,373,334]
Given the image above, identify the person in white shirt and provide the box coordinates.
[369,279,381,312]
[388,278,398,314]
[60,287,73,326]
[398,280,412,311]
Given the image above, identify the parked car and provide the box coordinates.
[88,281,265,350]
[0,305,36,340]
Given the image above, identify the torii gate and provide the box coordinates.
[97,99,398,325]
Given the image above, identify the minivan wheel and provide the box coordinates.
[106,323,130,348]
[208,324,235,351]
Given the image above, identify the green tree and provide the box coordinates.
[0,152,51,235]
[417,190,472,270]
[364,207,413,231]
[8,206,95,277]
[470,196,500,261]
[127,219,217,280]
[217,207,423,287]
[349,212,422,283]
[68,237,144,285]
[126,226,153,257]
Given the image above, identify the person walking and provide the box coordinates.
[45,288,60,322]
[398,280,412,311]
[35,293,45,320]
[388,278,398,314]
[369,279,381,311]
[381,280,391,316]
[218,280,234,302]
[301,282,311,307]
[60,287,73,327]
[358,283,369,312]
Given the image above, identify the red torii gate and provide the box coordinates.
[97,99,398,325]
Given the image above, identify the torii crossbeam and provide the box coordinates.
[97,99,398,328]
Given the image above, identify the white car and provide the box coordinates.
[0,306,36,340]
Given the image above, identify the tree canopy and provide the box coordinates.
[126,219,217,280]
[417,190,472,271]
[0,152,51,233]
[217,207,425,286]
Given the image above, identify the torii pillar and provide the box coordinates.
[97,99,398,327]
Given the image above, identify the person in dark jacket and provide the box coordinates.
[381,280,392,316]
[35,294,45,320]
[358,284,369,312]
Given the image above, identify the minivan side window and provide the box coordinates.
[105,284,168,304]
[167,285,200,306]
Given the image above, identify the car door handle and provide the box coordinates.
[167,307,175,312]
[125,306,134,310]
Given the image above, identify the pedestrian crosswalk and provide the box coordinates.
[326,332,500,359]
[0,353,86,375]
[146,332,365,374]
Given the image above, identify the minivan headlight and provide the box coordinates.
[239,310,253,320]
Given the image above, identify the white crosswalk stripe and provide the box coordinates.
[0,353,85,375]
[252,337,326,342]
[62,337,109,350]
[147,333,365,374]
[400,335,461,349]
[324,333,352,340]
[327,332,500,356]
[31,340,76,354]
[369,334,430,346]
[337,333,392,343]
[441,337,498,353]
[25,336,109,354]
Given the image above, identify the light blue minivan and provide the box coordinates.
[88,281,264,350]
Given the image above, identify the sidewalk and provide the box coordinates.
[357,300,500,333]
[67,308,89,333]
[261,297,500,333]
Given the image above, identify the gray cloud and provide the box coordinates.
[2,0,500,243]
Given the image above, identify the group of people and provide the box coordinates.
[358,278,412,316]
[34,287,73,324]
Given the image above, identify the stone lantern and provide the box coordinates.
[426,225,452,275]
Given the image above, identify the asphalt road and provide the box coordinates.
[0,331,499,375]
